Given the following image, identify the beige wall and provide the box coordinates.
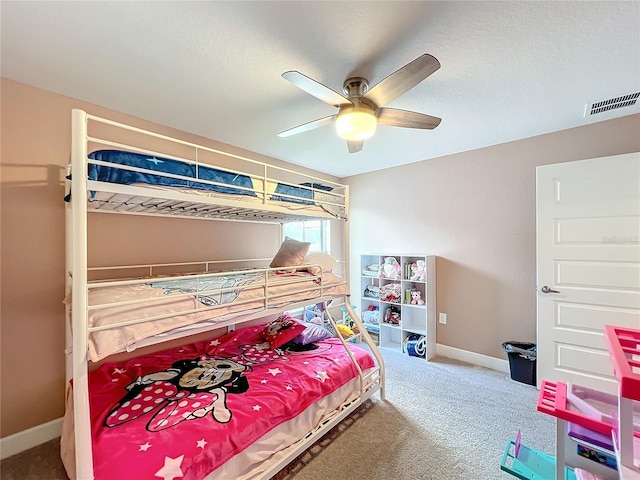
[346,114,640,359]
[2,76,639,439]
[0,79,342,437]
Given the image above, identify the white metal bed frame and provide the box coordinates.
[65,109,384,479]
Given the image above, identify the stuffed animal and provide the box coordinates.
[411,289,425,305]
[410,260,426,282]
[336,323,355,338]
[380,257,401,279]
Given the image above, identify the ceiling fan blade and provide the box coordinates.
[277,115,336,138]
[282,71,352,108]
[347,140,364,153]
[377,108,442,129]
[362,54,440,108]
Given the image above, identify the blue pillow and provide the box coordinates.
[271,182,334,205]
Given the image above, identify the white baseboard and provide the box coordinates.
[1,417,63,460]
[436,343,510,373]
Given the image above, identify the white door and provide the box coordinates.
[536,152,640,394]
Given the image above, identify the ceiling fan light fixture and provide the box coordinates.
[335,107,377,141]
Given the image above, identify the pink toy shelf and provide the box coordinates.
[567,384,640,436]
[537,380,614,437]
[604,324,640,478]
[603,325,640,402]
[537,324,640,479]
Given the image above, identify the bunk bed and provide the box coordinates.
[62,109,385,480]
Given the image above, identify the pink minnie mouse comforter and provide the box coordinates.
[84,324,375,479]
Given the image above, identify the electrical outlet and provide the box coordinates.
[439,313,447,324]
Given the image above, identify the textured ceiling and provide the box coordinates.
[2,1,639,177]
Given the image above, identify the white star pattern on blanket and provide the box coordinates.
[87,327,375,479]
[154,455,184,480]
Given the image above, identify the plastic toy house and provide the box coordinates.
[503,325,640,480]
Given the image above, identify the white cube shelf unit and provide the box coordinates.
[359,254,436,360]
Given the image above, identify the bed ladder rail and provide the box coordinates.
[324,301,386,401]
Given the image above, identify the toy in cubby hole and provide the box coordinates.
[362,304,380,324]
[384,305,401,325]
[410,289,425,305]
[380,257,401,280]
[409,260,426,282]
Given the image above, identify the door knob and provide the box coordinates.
[541,285,560,294]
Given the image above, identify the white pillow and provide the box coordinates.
[302,252,337,276]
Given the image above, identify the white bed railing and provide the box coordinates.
[82,265,346,334]
[69,109,349,223]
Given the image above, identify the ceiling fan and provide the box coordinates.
[277,54,442,153]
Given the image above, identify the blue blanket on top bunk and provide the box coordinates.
[88,150,256,196]
[86,150,335,206]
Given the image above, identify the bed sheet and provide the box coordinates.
[74,270,350,361]
[71,324,375,480]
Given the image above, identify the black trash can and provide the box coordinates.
[502,341,536,386]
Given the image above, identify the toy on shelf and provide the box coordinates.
[403,334,426,358]
[409,260,426,282]
[410,288,425,305]
[379,283,401,303]
[380,257,401,280]
[383,305,401,325]
[361,305,380,325]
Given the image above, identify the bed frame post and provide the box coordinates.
[344,184,350,287]
[70,108,94,479]
[64,160,73,383]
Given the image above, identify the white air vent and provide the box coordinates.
[585,91,640,116]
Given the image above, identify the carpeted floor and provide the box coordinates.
[1,347,554,479]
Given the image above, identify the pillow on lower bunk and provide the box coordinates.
[270,237,311,271]
[302,252,337,276]
[261,313,306,349]
[292,323,333,345]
